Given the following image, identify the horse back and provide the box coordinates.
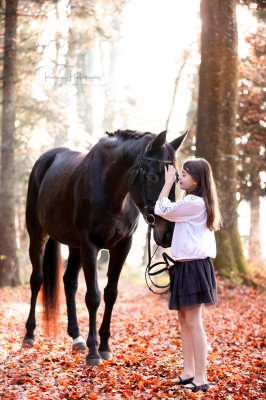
[26,148,86,246]
[26,141,140,249]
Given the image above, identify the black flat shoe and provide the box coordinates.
[181,382,210,392]
[172,375,194,385]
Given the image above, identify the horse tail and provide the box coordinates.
[41,238,63,336]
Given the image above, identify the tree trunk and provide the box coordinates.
[102,39,116,131]
[0,0,19,287]
[77,50,94,135]
[249,192,262,263]
[196,0,249,281]
[102,14,121,131]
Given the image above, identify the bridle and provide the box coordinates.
[130,142,174,224]
[130,142,177,295]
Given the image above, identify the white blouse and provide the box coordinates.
[154,195,216,260]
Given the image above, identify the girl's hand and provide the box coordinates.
[165,264,174,275]
[158,165,177,199]
[164,165,177,185]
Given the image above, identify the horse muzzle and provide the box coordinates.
[153,223,174,248]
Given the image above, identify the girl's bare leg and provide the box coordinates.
[177,310,195,379]
[185,306,208,385]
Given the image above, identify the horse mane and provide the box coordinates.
[105,129,153,140]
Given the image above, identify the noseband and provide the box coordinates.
[130,143,177,295]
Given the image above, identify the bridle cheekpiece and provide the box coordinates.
[130,142,177,295]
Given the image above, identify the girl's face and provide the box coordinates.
[179,168,198,193]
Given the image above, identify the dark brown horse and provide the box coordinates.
[22,129,187,366]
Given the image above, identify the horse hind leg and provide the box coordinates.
[63,247,87,351]
[22,229,48,347]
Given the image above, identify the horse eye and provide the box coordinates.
[147,174,160,183]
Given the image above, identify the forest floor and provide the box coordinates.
[0,272,265,400]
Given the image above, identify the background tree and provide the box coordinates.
[196,0,249,281]
[0,0,129,284]
[236,22,266,264]
[0,0,264,286]
[0,0,19,286]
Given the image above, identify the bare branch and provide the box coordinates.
[166,51,189,131]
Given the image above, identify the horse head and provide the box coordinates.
[130,130,188,248]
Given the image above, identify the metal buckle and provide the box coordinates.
[145,214,156,226]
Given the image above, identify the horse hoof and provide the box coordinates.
[86,357,102,366]
[73,342,87,351]
[99,350,112,360]
[72,336,87,351]
[22,339,34,348]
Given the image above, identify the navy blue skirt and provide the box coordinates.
[169,257,217,311]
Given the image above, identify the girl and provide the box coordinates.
[154,158,222,393]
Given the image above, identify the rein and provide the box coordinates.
[130,142,176,295]
[145,221,175,295]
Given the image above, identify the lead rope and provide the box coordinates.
[145,222,175,295]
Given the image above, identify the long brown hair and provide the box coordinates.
[183,158,222,231]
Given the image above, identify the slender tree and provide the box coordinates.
[237,23,266,263]
[196,0,249,281]
[0,0,19,286]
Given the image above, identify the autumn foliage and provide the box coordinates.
[0,273,265,399]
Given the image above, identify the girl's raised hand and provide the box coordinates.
[164,165,177,185]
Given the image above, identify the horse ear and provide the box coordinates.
[149,130,167,151]
[170,131,188,151]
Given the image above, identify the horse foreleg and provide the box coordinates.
[80,236,101,366]
[23,232,47,347]
[99,236,133,360]
[63,247,86,351]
